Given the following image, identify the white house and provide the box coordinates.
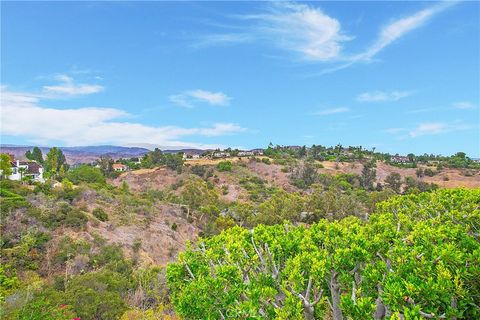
[238,151,254,157]
[390,155,410,164]
[212,152,230,159]
[251,149,264,156]
[112,163,129,172]
[6,159,45,182]
[183,153,201,161]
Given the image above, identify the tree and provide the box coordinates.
[384,172,402,193]
[66,165,106,184]
[45,147,67,178]
[217,161,232,172]
[25,147,44,164]
[98,156,113,174]
[181,177,219,213]
[167,189,480,320]
[360,161,376,191]
[0,154,13,178]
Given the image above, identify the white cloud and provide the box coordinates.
[409,122,471,138]
[313,107,349,115]
[452,101,477,109]
[357,90,412,102]
[243,2,351,61]
[354,1,456,61]
[384,127,406,134]
[170,89,232,108]
[313,2,457,75]
[43,74,104,96]
[1,87,246,148]
[194,33,254,48]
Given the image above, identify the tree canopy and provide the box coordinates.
[167,188,480,320]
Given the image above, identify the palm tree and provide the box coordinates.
[18,167,28,184]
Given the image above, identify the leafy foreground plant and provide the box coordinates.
[167,189,480,319]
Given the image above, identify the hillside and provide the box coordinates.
[111,159,480,200]
[1,151,480,319]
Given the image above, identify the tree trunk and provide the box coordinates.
[330,271,344,320]
[303,304,315,320]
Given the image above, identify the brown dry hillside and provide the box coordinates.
[111,160,480,198]
[88,204,199,266]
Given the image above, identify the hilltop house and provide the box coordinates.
[112,163,129,172]
[390,155,410,164]
[238,151,254,157]
[5,158,45,182]
[212,152,230,159]
[251,149,264,156]
[287,146,302,151]
[183,153,201,161]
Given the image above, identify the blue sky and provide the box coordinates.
[1,1,479,156]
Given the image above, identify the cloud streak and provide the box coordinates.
[170,89,232,108]
[353,1,456,62]
[199,1,456,73]
[313,107,349,115]
[198,2,351,61]
[452,101,477,109]
[357,90,413,102]
[245,2,351,61]
[43,74,104,96]
[385,121,473,138]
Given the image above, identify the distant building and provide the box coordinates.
[112,163,129,172]
[183,153,201,160]
[287,146,302,151]
[390,155,410,164]
[212,152,230,159]
[238,151,254,157]
[5,159,44,182]
[250,149,264,156]
[130,157,142,165]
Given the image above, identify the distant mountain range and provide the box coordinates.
[0,145,206,164]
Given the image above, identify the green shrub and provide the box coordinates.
[66,270,130,320]
[67,165,106,184]
[217,161,232,172]
[92,208,109,221]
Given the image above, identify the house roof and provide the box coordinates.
[26,162,42,174]
[10,161,43,174]
[112,163,127,168]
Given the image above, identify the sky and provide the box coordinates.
[1,1,479,156]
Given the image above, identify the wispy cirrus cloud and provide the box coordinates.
[193,33,254,48]
[357,90,413,102]
[1,86,246,148]
[197,2,351,61]
[243,2,351,61]
[170,89,232,108]
[198,1,456,74]
[313,107,349,115]
[452,101,477,109]
[352,1,456,62]
[43,74,104,96]
[409,122,452,137]
[385,121,473,138]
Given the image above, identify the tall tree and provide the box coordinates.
[0,154,13,177]
[25,147,44,163]
[360,160,376,191]
[384,172,402,193]
[45,147,67,177]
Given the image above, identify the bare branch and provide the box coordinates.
[184,261,195,279]
[305,276,313,301]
